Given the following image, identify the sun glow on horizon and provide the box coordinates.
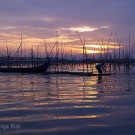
[85,44,121,49]
[0,31,123,57]
[86,49,101,54]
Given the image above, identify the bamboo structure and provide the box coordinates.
[0,32,135,74]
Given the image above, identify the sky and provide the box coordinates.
[0,0,135,57]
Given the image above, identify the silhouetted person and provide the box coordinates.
[95,63,105,75]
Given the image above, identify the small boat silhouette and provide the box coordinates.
[0,61,50,73]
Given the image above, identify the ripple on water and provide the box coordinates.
[0,73,135,135]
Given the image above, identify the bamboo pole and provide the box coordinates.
[77,31,85,73]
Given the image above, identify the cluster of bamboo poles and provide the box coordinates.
[0,32,135,73]
[75,31,135,73]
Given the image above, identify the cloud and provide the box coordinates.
[63,26,98,32]
[1,0,134,29]
[100,26,110,29]
[0,0,135,55]
[1,26,16,30]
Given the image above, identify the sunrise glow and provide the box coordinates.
[0,0,133,58]
[85,44,121,49]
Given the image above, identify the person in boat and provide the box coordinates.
[95,63,105,75]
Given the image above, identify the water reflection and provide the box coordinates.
[0,73,135,134]
[96,75,102,84]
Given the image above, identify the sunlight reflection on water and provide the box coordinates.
[0,73,135,135]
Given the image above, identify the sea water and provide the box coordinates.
[0,72,135,135]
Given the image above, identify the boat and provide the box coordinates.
[45,71,111,76]
[0,61,50,73]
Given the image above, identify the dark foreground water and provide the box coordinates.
[0,72,135,135]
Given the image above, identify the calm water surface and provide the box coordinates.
[0,73,135,135]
